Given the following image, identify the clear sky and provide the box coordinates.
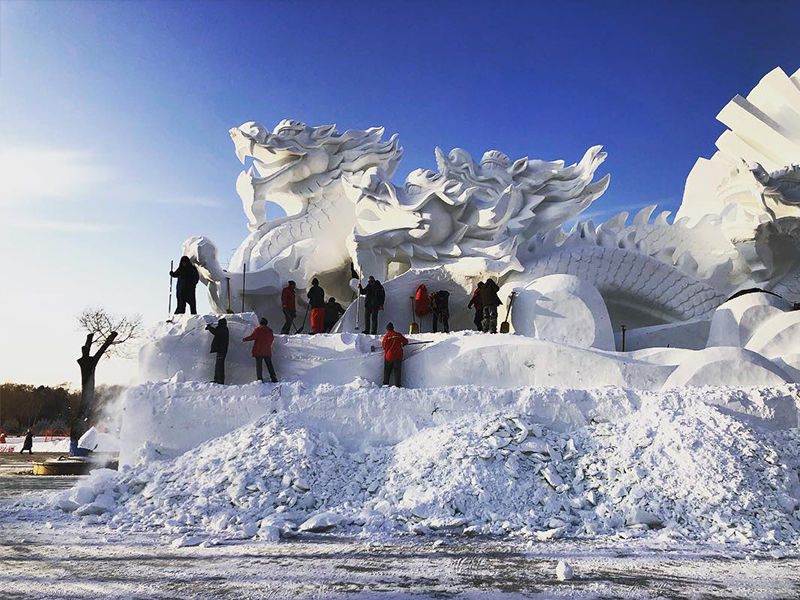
[1,0,799,387]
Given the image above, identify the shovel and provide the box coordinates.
[409,296,419,334]
[370,341,432,352]
[225,276,234,314]
[294,303,310,334]
[499,291,517,334]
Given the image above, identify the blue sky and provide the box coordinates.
[2,0,799,386]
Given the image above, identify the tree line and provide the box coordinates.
[0,383,125,434]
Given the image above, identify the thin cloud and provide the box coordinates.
[154,196,227,208]
[10,220,120,233]
[0,147,111,205]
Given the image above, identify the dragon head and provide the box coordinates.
[230,120,402,230]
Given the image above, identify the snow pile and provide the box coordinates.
[49,388,800,547]
[116,381,799,462]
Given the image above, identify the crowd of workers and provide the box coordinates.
[170,256,510,388]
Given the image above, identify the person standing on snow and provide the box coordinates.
[243,318,278,383]
[20,429,34,454]
[431,290,451,333]
[468,282,484,331]
[323,297,346,332]
[359,276,385,334]
[170,256,200,315]
[480,279,502,333]
[280,281,297,334]
[307,278,326,334]
[206,318,229,384]
[381,322,408,387]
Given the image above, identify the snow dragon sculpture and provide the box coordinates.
[185,120,615,319]
[185,117,793,330]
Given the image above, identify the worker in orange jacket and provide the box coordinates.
[381,322,408,387]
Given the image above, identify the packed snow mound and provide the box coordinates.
[137,320,798,390]
[662,347,792,388]
[51,389,800,546]
[78,427,121,453]
[502,275,615,351]
[707,292,791,348]
[745,310,800,360]
[116,380,800,462]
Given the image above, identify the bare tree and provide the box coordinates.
[75,308,142,433]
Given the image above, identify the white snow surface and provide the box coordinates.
[138,317,796,391]
[39,381,800,548]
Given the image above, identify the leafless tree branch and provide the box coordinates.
[77,307,143,359]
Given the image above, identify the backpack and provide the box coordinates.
[414,284,430,317]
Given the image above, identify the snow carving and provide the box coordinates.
[186,67,800,338]
[501,275,614,351]
[679,66,800,225]
[341,145,609,278]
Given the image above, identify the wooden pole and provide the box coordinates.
[241,263,247,313]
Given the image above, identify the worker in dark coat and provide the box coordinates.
[20,429,34,454]
[430,290,450,333]
[280,281,297,334]
[480,279,502,333]
[381,322,409,387]
[468,282,484,331]
[170,256,200,315]
[323,297,346,332]
[307,278,326,334]
[359,276,386,334]
[243,318,277,382]
[206,318,229,384]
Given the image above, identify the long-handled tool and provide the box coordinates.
[355,269,362,332]
[499,291,517,333]
[167,260,174,321]
[225,276,234,314]
[294,302,311,334]
[409,296,419,334]
[370,340,432,352]
[241,263,247,313]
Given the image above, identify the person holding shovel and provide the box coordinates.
[381,322,409,387]
[280,281,297,334]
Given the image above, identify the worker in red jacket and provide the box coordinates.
[381,322,408,387]
[243,317,278,383]
[280,281,297,334]
[307,278,326,334]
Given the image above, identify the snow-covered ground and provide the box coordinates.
[1,521,799,599]
[0,436,70,453]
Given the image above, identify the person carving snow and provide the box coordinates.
[381,322,408,387]
[205,318,229,384]
[430,290,451,333]
[323,297,346,332]
[169,256,200,315]
[359,276,386,334]
[243,318,278,383]
[468,282,484,331]
[307,278,326,335]
[480,279,502,333]
[280,281,297,334]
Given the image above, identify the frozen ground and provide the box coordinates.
[2,514,800,599]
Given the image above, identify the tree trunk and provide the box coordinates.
[74,332,117,436]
